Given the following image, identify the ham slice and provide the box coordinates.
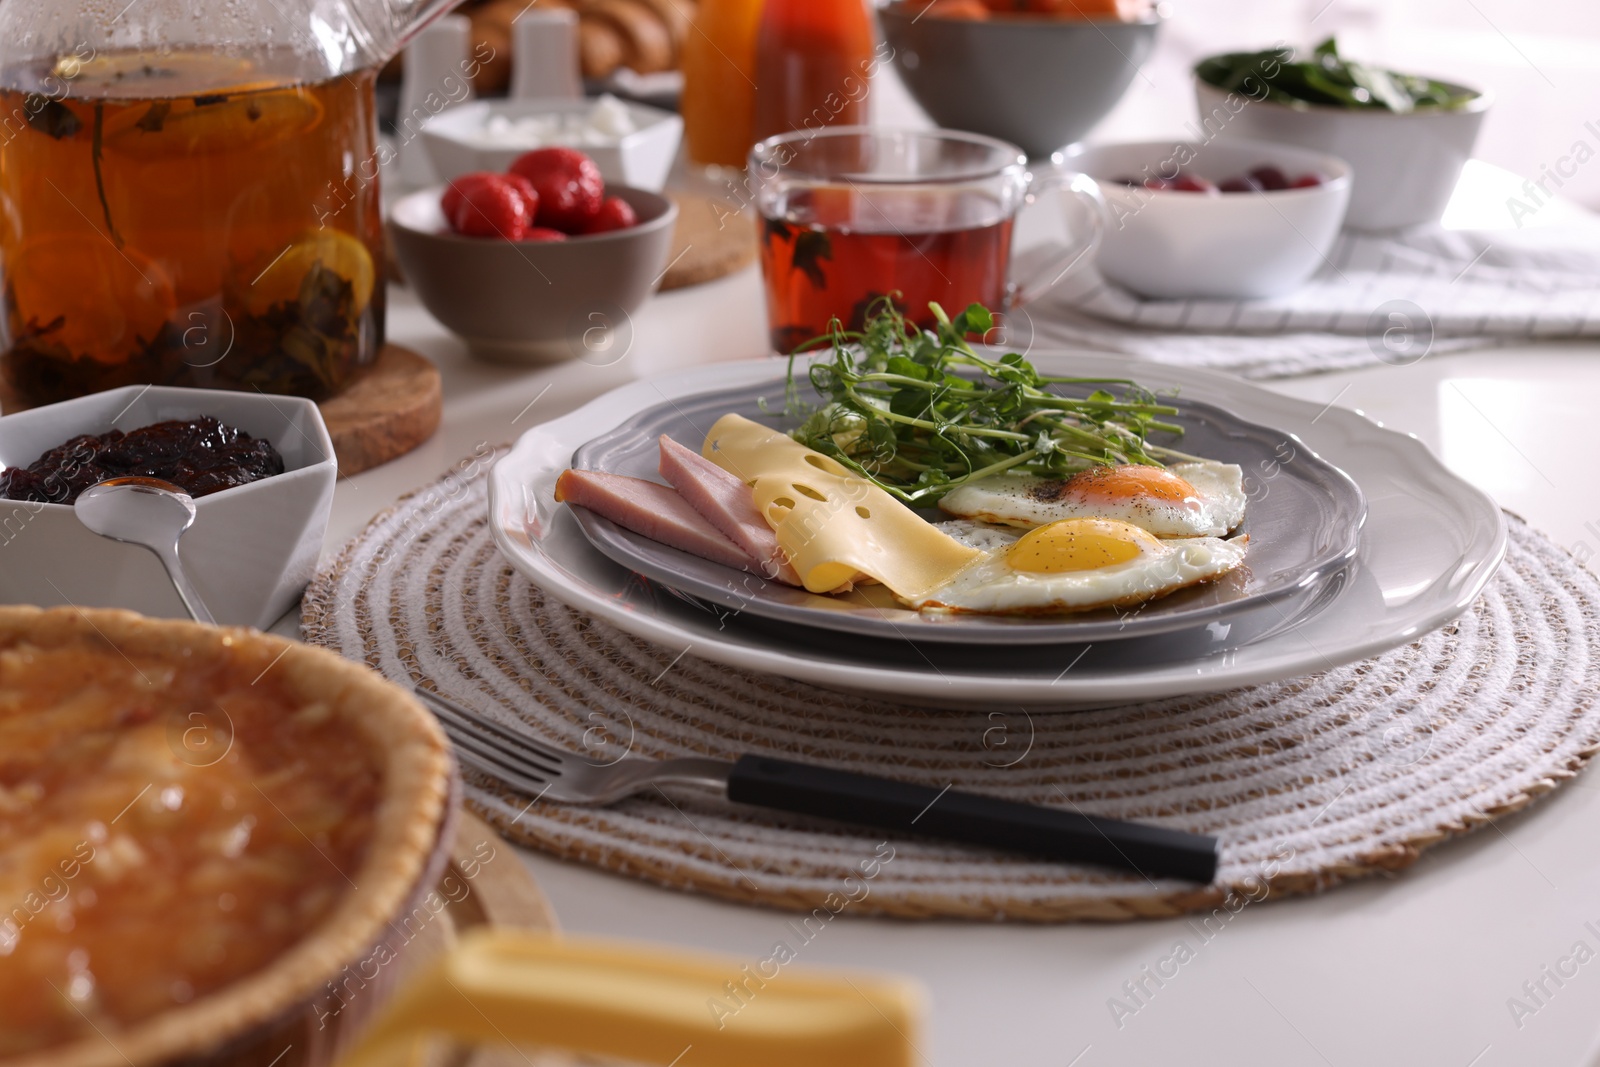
[657,435,802,586]
[554,469,754,573]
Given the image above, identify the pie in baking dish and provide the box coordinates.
[0,607,454,1067]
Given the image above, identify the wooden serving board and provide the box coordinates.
[429,807,556,937]
[659,193,758,291]
[227,809,561,1067]
[400,809,571,1067]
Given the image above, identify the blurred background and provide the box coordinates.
[435,0,1600,208]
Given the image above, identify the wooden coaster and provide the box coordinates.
[659,193,758,291]
[320,343,442,478]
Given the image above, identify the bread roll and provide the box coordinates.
[627,0,694,51]
[437,0,700,85]
[585,0,674,73]
[577,18,625,77]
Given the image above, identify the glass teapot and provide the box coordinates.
[0,0,463,406]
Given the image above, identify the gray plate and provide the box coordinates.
[567,380,1365,648]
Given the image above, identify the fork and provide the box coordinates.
[416,686,1219,883]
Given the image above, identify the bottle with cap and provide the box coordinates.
[750,0,876,144]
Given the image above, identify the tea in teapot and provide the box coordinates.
[0,0,462,406]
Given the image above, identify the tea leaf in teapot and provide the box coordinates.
[22,95,80,139]
[280,325,332,377]
[297,262,355,334]
[135,102,172,133]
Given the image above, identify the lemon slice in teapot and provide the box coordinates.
[241,229,374,317]
[7,234,176,362]
[91,54,324,158]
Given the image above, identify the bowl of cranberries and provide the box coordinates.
[1063,137,1352,300]
[389,146,678,363]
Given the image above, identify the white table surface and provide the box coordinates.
[304,122,1600,1065]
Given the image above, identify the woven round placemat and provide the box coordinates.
[302,451,1600,922]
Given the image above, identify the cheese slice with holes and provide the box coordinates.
[701,414,983,597]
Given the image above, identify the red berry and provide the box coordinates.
[501,172,541,218]
[1249,165,1290,191]
[523,227,568,242]
[441,172,505,225]
[582,196,639,234]
[1143,176,1173,191]
[451,178,529,239]
[1290,173,1325,188]
[1218,175,1262,193]
[508,147,604,232]
[1171,173,1219,194]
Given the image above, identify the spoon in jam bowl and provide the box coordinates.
[74,476,218,625]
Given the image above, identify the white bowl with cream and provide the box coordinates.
[421,96,683,192]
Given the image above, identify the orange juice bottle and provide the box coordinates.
[751,0,875,143]
[681,0,763,168]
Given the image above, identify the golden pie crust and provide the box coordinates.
[0,606,454,1067]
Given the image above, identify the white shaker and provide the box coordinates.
[510,8,582,100]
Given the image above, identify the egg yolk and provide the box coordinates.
[1063,464,1199,506]
[1007,518,1163,573]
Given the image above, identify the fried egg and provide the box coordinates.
[900,517,1247,615]
[938,461,1247,538]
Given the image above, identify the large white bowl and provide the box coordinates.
[420,98,683,192]
[1063,138,1351,300]
[0,386,335,629]
[1194,78,1489,231]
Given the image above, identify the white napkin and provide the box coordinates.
[1021,223,1600,379]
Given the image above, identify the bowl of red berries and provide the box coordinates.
[1063,137,1351,300]
[389,146,677,363]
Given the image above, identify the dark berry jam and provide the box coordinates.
[0,417,286,504]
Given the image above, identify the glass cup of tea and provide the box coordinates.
[747,126,1103,353]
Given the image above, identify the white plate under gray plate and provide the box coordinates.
[488,355,1507,709]
[566,383,1365,649]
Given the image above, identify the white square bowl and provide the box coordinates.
[0,386,336,629]
[420,99,683,192]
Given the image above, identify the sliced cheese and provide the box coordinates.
[701,414,982,597]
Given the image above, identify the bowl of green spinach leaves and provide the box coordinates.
[1192,38,1489,230]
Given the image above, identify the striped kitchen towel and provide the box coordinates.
[1022,223,1600,379]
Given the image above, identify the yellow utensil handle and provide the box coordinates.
[337,928,923,1067]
